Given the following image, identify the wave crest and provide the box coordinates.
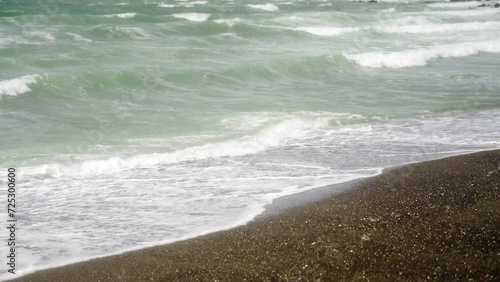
[20,113,361,179]
[247,3,279,11]
[345,40,500,68]
[172,13,211,22]
[0,75,40,97]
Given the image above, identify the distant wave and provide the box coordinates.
[427,2,480,8]
[247,3,279,11]
[88,25,153,39]
[64,32,92,42]
[172,13,211,22]
[25,31,55,41]
[381,8,396,13]
[158,4,176,8]
[214,18,244,27]
[158,1,208,8]
[103,13,136,19]
[295,26,363,36]
[345,40,500,68]
[419,8,500,17]
[375,21,500,34]
[187,0,209,5]
[371,0,408,2]
[0,75,39,97]
[288,20,500,37]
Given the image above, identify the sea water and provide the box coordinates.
[0,0,499,279]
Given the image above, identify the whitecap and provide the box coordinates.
[345,40,500,68]
[172,13,211,22]
[247,3,279,11]
[0,75,40,97]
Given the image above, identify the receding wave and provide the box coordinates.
[20,112,362,179]
[345,40,500,68]
[0,74,39,97]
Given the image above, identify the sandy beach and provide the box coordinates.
[12,150,500,281]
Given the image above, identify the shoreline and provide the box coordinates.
[257,149,489,219]
[10,149,500,281]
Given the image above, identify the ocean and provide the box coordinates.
[1,0,499,279]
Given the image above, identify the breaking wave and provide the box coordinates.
[345,40,500,68]
[0,75,40,97]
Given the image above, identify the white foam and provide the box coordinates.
[0,75,39,97]
[172,13,211,22]
[345,40,500,68]
[103,13,136,18]
[375,21,500,34]
[295,26,363,36]
[214,18,243,27]
[247,3,279,11]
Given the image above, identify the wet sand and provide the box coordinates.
[12,150,500,281]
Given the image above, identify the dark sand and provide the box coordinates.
[13,150,500,281]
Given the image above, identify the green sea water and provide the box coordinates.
[1,0,499,278]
